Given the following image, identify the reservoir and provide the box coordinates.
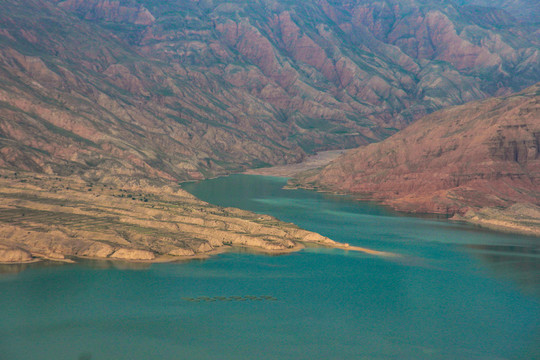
[1,175,539,359]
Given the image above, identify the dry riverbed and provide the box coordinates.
[244,150,345,177]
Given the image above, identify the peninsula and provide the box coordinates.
[0,170,396,264]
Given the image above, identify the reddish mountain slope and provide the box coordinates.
[293,83,540,219]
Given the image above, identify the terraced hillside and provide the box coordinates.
[0,170,344,263]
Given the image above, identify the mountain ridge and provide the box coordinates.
[0,0,538,182]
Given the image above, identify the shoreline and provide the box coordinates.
[0,241,399,266]
[289,183,540,238]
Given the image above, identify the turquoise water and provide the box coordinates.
[1,175,539,360]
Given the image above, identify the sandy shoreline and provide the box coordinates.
[243,150,345,177]
[0,241,398,266]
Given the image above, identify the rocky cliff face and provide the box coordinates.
[0,0,538,182]
[293,83,540,220]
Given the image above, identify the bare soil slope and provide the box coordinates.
[293,83,540,235]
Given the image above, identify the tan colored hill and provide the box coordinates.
[292,83,540,235]
[0,169,380,264]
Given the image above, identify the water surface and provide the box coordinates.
[1,175,539,359]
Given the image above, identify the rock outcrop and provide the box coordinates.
[292,83,540,234]
[0,246,33,263]
[110,249,156,261]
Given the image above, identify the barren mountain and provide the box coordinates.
[292,83,540,235]
[0,0,538,182]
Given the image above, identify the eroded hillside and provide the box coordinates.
[0,170,345,263]
[0,0,538,182]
